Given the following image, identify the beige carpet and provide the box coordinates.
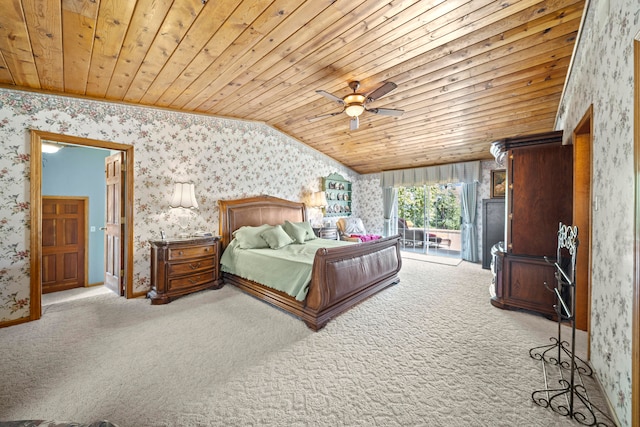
[0,260,615,426]
[401,251,463,266]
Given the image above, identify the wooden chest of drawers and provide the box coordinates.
[148,236,222,304]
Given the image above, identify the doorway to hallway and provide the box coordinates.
[29,130,135,323]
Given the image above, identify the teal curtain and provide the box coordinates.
[460,182,478,262]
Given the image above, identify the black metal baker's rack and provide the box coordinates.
[528,223,616,426]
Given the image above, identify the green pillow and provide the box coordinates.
[283,220,307,244]
[291,221,317,241]
[261,225,294,249]
[233,224,272,249]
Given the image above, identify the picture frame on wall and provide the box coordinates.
[491,169,506,198]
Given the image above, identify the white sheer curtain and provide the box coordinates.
[460,182,479,262]
[382,187,397,237]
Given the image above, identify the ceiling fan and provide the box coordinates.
[310,81,404,130]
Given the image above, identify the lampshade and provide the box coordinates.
[311,191,328,207]
[169,182,199,209]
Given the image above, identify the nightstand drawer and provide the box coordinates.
[168,270,215,291]
[168,244,216,260]
[168,257,215,275]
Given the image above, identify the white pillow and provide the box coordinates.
[344,217,366,234]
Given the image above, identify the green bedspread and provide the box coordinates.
[220,237,353,301]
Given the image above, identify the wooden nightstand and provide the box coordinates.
[148,236,222,305]
[313,226,338,240]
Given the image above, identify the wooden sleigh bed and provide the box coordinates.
[218,195,402,330]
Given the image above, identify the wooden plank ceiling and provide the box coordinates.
[0,0,584,174]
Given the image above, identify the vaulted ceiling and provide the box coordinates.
[0,0,585,174]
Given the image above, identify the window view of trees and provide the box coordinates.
[397,184,461,230]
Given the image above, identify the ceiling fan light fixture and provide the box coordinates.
[314,80,402,126]
[344,93,366,117]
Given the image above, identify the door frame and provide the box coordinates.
[29,130,135,321]
[572,105,593,337]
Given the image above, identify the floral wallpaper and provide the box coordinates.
[0,88,357,322]
[352,174,384,235]
[555,1,638,425]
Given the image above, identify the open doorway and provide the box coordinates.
[28,130,135,322]
[572,106,593,335]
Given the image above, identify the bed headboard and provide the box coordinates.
[218,195,308,248]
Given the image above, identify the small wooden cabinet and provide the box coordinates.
[313,226,338,240]
[148,236,222,304]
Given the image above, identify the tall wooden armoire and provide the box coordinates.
[489,131,573,318]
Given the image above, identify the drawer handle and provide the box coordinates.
[189,262,201,270]
[204,247,209,252]
[178,251,184,256]
[189,277,200,284]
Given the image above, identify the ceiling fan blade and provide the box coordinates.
[350,116,359,131]
[308,110,344,122]
[316,90,344,105]
[368,107,404,116]
[365,82,397,102]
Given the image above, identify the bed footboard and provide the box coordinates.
[303,235,402,330]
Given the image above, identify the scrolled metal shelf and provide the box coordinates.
[529,337,592,375]
[529,223,616,426]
